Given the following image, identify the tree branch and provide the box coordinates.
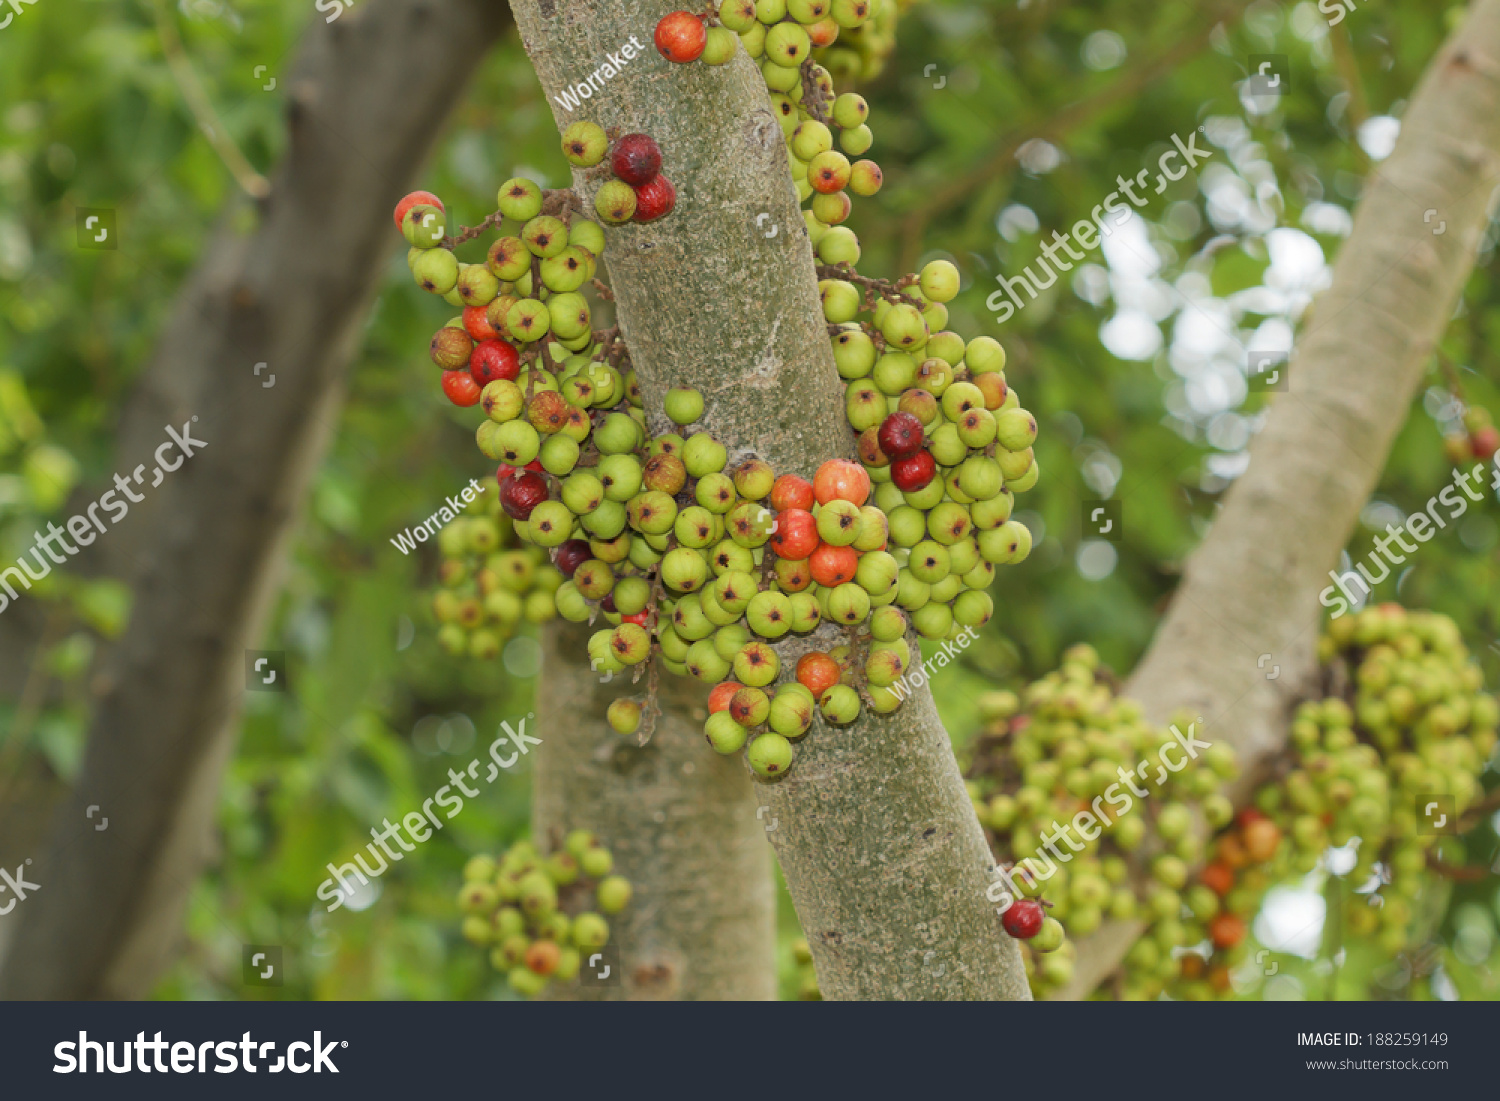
[533,623,776,999]
[151,0,272,200]
[0,0,514,999]
[1061,0,1500,998]
[896,2,1249,273]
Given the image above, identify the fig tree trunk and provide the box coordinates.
[533,624,775,999]
[508,0,1030,1000]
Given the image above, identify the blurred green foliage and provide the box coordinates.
[0,0,1495,999]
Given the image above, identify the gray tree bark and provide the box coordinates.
[0,0,514,999]
[534,623,775,999]
[1062,0,1500,997]
[509,0,1030,999]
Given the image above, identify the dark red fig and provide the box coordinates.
[554,539,592,579]
[632,175,676,222]
[1002,898,1045,940]
[611,133,662,187]
[501,470,548,520]
[877,411,924,460]
[890,449,936,492]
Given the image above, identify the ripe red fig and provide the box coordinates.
[1002,898,1044,939]
[554,539,592,579]
[632,175,677,222]
[501,470,548,520]
[470,339,520,385]
[890,449,936,492]
[877,411,924,459]
[611,133,662,187]
[653,12,706,63]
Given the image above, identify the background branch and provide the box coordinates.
[1060,0,1500,997]
[0,0,514,999]
[151,0,272,200]
[896,2,1249,273]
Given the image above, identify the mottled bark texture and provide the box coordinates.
[509,0,1029,999]
[1063,0,1500,997]
[0,0,513,998]
[533,623,775,999]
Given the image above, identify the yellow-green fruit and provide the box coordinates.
[597,875,633,913]
[607,698,642,735]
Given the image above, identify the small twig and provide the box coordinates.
[635,654,662,747]
[1433,347,1468,405]
[847,623,873,705]
[759,542,778,591]
[1457,784,1500,832]
[633,555,673,747]
[0,605,67,804]
[799,57,832,126]
[1425,854,1491,882]
[151,0,270,199]
[816,262,925,311]
[443,211,504,250]
[541,187,585,220]
[591,277,615,302]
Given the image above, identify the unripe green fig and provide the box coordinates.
[665,387,704,426]
[561,120,608,167]
[497,177,543,221]
[747,731,794,776]
[402,204,446,247]
[412,248,459,295]
[597,875,632,914]
[607,698,642,735]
